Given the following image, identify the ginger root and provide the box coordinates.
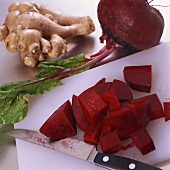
[0,2,95,67]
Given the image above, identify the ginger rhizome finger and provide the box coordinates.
[0,2,95,67]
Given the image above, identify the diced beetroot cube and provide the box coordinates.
[94,78,106,85]
[83,123,101,146]
[163,102,170,121]
[121,101,130,107]
[79,88,107,125]
[109,106,138,139]
[111,79,133,102]
[39,100,77,139]
[100,131,122,153]
[131,128,155,155]
[131,94,164,120]
[72,95,89,131]
[102,88,121,112]
[128,100,151,128]
[123,65,152,93]
[101,117,112,135]
[91,82,112,97]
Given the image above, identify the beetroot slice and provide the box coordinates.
[94,78,106,85]
[39,100,77,139]
[91,82,112,97]
[111,79,133,102]
[72,95,89,131]
[131,128,155,155]
[123,65,152,93]
[128,100,151,128]
[100,131,122,154]
[163,102,170,122]
[121,101,130,108]
[83,123,101,146]
[101,117,112,135]
[131,94,164,120]
[79,88,107,125]
[102,88,121,112]
[109,106,138,139]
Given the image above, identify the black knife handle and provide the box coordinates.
[94,152,162,170]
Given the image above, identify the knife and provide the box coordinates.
[3,129,162,170]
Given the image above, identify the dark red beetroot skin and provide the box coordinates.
[91,82,112,98]
[39,100,77,139]
[123,65,152,93]
[111,79,133,102]
[72,95,89,131]
[163,102,170,122]
[97,0,164,51]
[131,128,155,155]
[94,78,106,85]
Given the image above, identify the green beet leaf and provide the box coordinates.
[38,53,86,69]
[0,95,28,124]
[36,68,57,79]
[0,77,63,97]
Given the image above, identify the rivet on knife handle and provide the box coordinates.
[94,153,162,170]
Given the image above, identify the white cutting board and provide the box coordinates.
[0,0,170,170]
[14,41,170,170]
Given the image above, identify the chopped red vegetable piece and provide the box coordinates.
[131,128,155,155]
[163,102,170,121]
[111,79,133,102]
[123,65,152,93]
[83,123,101,146]
[102,88,121,111]
[121,101,130,107]
[109,106,138,139]
[128,100,151,128]
[94,78,106,85]
[39,100,77,139]
[101,117,112,135]
[91,82,112,97]
[100,131,122,153]
[72,94,89,131]
[79,88,107,125]
[131,94,164,120]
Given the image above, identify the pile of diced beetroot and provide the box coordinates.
[39,65,170,155]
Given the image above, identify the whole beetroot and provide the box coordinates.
[97,0,164,51]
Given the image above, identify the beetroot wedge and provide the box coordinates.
[72,94,89,131]
[131,128,155,155]
[94,78,106,85]
[91,82,112,97]
[163,102,170,122]
[83,123,101,146]
[79,88,107,125]
[102,88,121,112]
[100,130,122,154]
[131,94,164,120]
[123,65,152,93]
[39,100,77,139]
[111,79,133,102]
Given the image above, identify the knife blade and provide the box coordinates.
[3,129,162,170]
